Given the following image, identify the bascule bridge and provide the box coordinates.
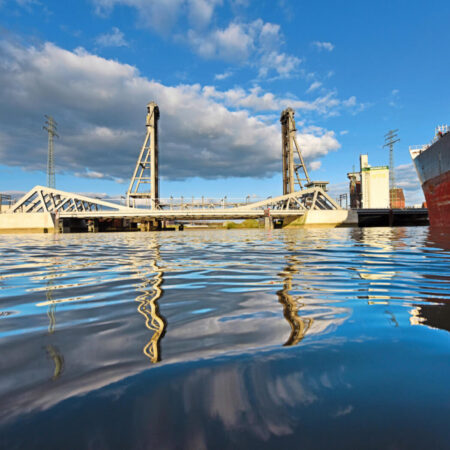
[2,103,357,232]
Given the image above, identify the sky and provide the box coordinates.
[0,0,449,205]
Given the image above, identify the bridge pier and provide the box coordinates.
[139,219,160,232]
[87,219,99,233]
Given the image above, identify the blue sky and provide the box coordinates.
[0,0,449,204]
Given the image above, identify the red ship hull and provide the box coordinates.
[422,170,450,227]
[410,131,450,227]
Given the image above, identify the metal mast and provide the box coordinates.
[383,129,400,191]
[127,102,160,209]
[43,116,58,189]
[280,108,310,194]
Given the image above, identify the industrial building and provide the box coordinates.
[348,155,390,209]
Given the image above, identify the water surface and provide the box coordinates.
[0,227,449,449]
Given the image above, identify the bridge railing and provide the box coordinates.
[128,196,267,210]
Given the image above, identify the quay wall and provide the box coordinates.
[283,210,358,228]
[0,212,57,233]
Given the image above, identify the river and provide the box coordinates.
[0,227,449,449]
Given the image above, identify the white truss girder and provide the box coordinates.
[8,186,133,215]
[235,187,340,211]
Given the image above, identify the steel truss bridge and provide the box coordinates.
[6,103,340,224]
[7,184,339,221]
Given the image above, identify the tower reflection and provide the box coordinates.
[277,253,313,346]
[44,256,64,380]
[133,238,167,363]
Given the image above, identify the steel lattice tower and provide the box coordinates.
[43,116,58,189]
[127,102,160,209]
[280,108,310,194]
[383,129,400,190]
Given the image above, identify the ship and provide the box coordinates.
[410,126,450,227]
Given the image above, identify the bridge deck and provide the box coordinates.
[59,209,305,220]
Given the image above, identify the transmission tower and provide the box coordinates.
[43,115,59,189]
[383,129,400,190]
[127,102,160,209]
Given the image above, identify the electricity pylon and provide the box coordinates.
[43,116,59,189]
[383,129,400,191]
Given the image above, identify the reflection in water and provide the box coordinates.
[410,304,450,332]
[44,255,64,380]
[46,277,57,335]
[134,239,166,363]
[0,228,449,449]
[45,345,64,380]
[277,254,312,346]
[409,228,450,333]
[47,302,56,334]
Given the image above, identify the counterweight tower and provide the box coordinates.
[43,116,58,189]
[127,102,160,208]
[280,108,310,194]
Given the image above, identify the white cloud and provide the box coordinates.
[308,160,321,171]
[93,0,301,79]
[312,41,334,52]
[187,0,223,28]
[214,70,233,80]
[342,96,356,107]
[95,27,128,47]
[186,18,301,78]
[395,163,424,205]
[93,0,219,32]
[340,130,348,135]
[203,85,360,116]
[187,22,253,61]
[257,50,301,79]
[0,40,341,182]
[389,89,401,108]
[306,81,322,93]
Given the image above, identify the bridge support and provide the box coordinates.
[280,108,310,194]
[127,102,160,209]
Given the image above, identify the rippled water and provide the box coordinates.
[0,227,449,449]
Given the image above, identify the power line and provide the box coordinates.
[43,115,59,189]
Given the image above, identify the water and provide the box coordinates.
[0,227,449,449]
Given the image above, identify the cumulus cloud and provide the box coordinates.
[92,0,300,79]
[187,22,253,61]
[0,40,342,182]
[308,160,321,171]
[203,85,362,116]
[312,41,334,51]
[186,19,301,78]
[95,27,129,47]
[395,163,424,204]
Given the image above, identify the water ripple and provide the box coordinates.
[0,227,449,448]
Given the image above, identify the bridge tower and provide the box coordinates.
[127,102,160,208]
[280,108,310,194]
